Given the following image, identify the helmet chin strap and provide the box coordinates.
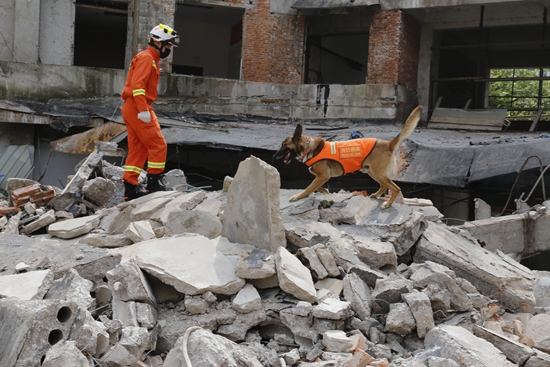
[150,41,171,58]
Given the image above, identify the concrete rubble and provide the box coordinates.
[0,152,548,367]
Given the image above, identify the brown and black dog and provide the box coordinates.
[273,105,422,208]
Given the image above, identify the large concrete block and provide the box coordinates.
[0,298,80,367]
[425,324,516,367]
[222,156,286,253]
[460,214,524,254]
[0,269,53,300]
[133,234,245,295]
[414,222,535,313]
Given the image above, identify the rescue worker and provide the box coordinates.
[121,24,180,201]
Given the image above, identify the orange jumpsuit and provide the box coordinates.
[121,47,167,185]
[305,138,377,174]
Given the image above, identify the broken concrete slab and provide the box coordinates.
[409,261,473,312]
[285,221,343,249]
[312,243,340,277]
[386,302,416,337]
[131,234,245,295]
[130,192,179,221]
[44,268,93,310]
[342,272,371,320]
[275,246,317,303]
[41,340,90,367]
[232,283,262,313]
[106,259,156,305]
[0,234,121,286]
[82,177,116,207]
[322,330,354,353]
[21,209,56,234]
[424,324,516,367]
[124,220,156,243]
[414,221,536,313]
[79,232,132,248]
[216,308,267,341]
[71,310,110,358]
[297,246,329,280]
[315,278,343,296]
[100,326,152,366]
[0,269,53,300]
[312,298,352,320]
[402,291,435,338]
[222,156,286,253]
[165,209,222,239]
[525,349,550,367]
[164,327,266,367]
[338,226,398,272]
[473,324,535,365]
[460,214,525,254]
[525,313,550,354]
[61,150,103,195]
[342,195,429,256]
[533,270,550,308]
[151,190,207,224]
[371,273,413,314]
[47,214,100,239]
[235,248,277,279]
[0,297,81,367]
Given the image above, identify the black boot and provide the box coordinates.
[124,181,146,201]
[146,173,169,193]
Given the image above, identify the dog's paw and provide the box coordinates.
[289,194,299,202]
[381,202,391,209]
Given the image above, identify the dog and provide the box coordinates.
[273,105,422,209]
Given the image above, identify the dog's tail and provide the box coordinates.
[389,105,422,151]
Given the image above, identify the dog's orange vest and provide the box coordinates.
[305,138,377,175]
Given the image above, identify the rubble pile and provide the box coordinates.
[0,153,549,367]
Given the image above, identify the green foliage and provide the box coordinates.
[488,68,550,117]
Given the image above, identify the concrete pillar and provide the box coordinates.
[417,25,434,124]
[14,0,41,63]
[39,0,75,65]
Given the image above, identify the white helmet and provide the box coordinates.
[148,24,180,46]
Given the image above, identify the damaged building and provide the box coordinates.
[2,0,550,365]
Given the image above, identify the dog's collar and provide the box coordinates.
[300,137,313,163]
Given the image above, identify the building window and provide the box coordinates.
[488,68,550,124]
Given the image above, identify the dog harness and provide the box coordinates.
[305,138,377,175]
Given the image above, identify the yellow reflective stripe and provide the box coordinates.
[147,161,165,168]
[330,142,336,155]
[132,89,145,97]
[124,165,143,174]
[152,60,157,70]
[159,24,175,34]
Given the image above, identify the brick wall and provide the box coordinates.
[367,9,420,91]
[241,0,305,85]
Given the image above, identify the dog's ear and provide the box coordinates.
[292,124,303,141]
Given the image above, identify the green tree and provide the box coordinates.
[488,68,549,117]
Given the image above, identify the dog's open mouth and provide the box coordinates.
[283,152,292,164]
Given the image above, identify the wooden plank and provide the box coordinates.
[428,122,502,131]
[529,110,543,132]
[429,107,507,129]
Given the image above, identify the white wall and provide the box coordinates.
[0,0,41,63]
[39,0,75,65]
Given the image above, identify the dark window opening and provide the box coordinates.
[304,12,370,85]
[174,2,244,79]
[74,0,127,69]
[432,22,550,126]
